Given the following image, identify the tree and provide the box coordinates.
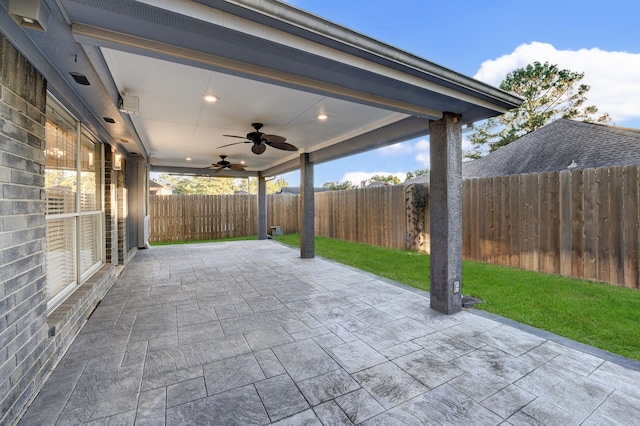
[467,61,610,158]
[368,174,401,185]
[246,177,289,194]
[323,181,357,191]
[156,174,288,195]
[404,168,430,182]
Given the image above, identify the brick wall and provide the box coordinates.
[0,35,49,424]
[104,150,116,264]
[0,35,120,425]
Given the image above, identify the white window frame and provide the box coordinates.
[45,95,105,314]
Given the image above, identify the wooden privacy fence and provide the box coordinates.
[462,166,640,288]
[149,165,640,288]
[314,186,408,249]
[149,194,299,243]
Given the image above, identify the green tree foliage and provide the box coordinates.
[404,168,430,182]
[368,174,401,185]
[323,181,358,190]
[248,177,289,194]
[468,61,611,158]
[156,174,288,195]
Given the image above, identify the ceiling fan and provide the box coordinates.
[219,122,298,155]
[203,155,246,173]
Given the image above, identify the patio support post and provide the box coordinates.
[257,172,267,240]
[300,153,315,258]
[429,112,463,314]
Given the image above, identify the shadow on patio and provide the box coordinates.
[18,241,640,425]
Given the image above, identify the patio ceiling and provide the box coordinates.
[3,0,522,177]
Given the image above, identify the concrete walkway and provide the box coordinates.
[19,241,640,425]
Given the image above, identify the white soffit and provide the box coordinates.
[101,47,408,171]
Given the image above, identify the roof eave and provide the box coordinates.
[221,0,523,110]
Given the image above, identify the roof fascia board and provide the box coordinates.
[135,0,520,114]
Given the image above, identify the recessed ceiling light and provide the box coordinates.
[240,160,246,165]
[186,157,192,161]
[203,95,219,103]
[318,113,328,121]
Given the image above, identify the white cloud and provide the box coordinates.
[341,171,406,185]
[415,138,429,150]
[462,136,474,152]
[382,138,432,167]
[474,42,640,123]
[412,138,430,167]
[416,152,430,167]
[379,140,414,155]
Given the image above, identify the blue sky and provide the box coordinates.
[280,0,640,187]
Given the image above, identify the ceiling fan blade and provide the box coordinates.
[263,134,286,143]
[223,134,248,139]
[229,164,246,171]
[218,141,248,149]
[202,164,219,169]
[264,140,299,151]
[214,167,224,174]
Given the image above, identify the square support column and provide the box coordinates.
[257,172,267,240]
[429,112,463,314]
[300,153,315,258]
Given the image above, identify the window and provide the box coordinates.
[45,96,104,310]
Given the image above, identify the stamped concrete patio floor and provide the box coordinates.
[20,241,640,425]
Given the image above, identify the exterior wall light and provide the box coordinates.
[113,153,123,171]
[8,0,50,31]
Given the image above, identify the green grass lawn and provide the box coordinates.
[276,233,640,361]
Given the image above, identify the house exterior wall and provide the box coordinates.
[0,35,50,424]
[104,149,117,264]
[0,35,125,425]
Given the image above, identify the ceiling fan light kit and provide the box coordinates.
[251,143,267,154]
[221,123,299,155]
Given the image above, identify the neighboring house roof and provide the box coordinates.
[149,180,173,195]
[403,173,430,185]
[278,187,331,195]
[463,119,640,179]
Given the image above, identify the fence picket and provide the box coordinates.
[571,169,584,279]
[623,166,640,287]
[583,169,598,280]
[610,167,625,285]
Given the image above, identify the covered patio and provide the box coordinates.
[19,241,640,425]
[4,1,638,424]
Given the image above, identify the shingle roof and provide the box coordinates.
[278,187,330,195]
[403,173,430,185]
[462,119,640,179]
